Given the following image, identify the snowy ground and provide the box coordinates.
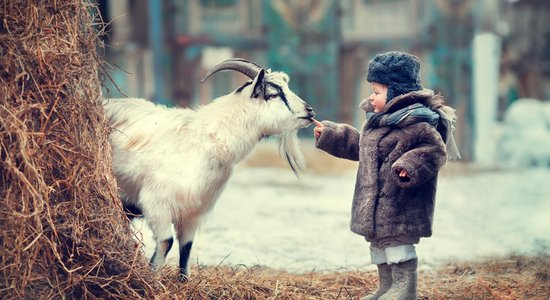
[132,151,550,273]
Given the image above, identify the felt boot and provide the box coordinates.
[362,263,392,300]
[378,258,417,300]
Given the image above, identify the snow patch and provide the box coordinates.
[497,99,550,168]
[132,165,550,273]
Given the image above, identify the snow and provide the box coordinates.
[496,99,550,167]
[132,155,550,273]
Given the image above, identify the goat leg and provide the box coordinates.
[178,241,193,282]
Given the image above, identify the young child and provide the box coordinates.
[313,51,460,300]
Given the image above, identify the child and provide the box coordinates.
[313,51,460,300]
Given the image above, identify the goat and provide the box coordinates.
[104,58,315,281]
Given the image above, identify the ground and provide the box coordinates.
[158,255,549,299]
[132,140,550,298]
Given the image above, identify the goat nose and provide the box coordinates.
[306,105,315,118]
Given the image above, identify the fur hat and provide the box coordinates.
[367,51,423,102]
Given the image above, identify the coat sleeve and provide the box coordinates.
[315,121,360,161]
[391,125,446,189]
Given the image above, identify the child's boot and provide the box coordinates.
[378,258,417,300]
[362,263,392,300]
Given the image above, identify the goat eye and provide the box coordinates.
[269,94,279,99]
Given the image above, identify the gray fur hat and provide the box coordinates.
[367,51,423,102]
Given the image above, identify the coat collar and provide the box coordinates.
[360,89,440,113]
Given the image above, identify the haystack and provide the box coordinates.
[0,1,161,298]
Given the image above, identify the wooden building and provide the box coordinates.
[99,0,549,160]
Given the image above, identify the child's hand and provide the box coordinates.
[395,167,410,182]
[312,119,324,139]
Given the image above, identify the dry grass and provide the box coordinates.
[419,255,550,299]
[153,254,550,299]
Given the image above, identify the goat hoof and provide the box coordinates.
[179,273,189,283]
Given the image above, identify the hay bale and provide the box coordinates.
[0,1,162,298]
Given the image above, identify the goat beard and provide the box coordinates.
[277,130,306,177]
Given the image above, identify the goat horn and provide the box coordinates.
[201,58,263,83]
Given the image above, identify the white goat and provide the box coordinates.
[104,58,315,280]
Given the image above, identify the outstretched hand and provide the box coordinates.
[312,119,324,139]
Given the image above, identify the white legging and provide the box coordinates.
[370,244,417,265]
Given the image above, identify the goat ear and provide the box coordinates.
[251,69,266,99]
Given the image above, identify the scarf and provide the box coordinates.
[366,103,461,160]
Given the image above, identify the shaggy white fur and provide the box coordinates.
[104,65,314,280]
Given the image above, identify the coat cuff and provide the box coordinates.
[391,164,419,189]
[315,121,339,152]
[315,121,360,161]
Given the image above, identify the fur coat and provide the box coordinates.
[316,89,447,241]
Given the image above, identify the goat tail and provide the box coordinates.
[277,130,306,178]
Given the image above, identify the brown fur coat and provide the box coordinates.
[316,89,447,241]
